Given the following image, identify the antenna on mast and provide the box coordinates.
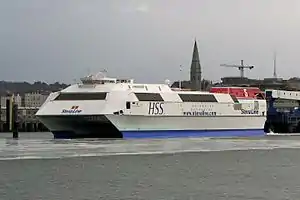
[273,51,277,78]
[179,65,183,89]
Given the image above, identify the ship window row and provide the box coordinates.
[178,94,217,102]
[192,104,214,108]
[134,93,218,102]
[134,93,164,101]
[54,92,107,100]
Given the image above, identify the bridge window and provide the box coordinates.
[54,92,107,100]
[134,93,164,101]
[179,94,217,102]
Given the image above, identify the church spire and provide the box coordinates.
[190,39,202,90]
[192,40,200,61]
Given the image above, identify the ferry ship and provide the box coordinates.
[35,72,267,139]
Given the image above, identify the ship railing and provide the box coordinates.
[171,88,192,91]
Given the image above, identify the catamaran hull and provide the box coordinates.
[108,115,265,138]
[38,115,266,139]
[121,129,264,139]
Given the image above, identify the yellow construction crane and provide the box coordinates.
[220,60,254,78]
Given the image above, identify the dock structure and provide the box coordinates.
[264,89,300,133]
[0,106,48,132]
[266,89,300,101]
[0,92,50,133]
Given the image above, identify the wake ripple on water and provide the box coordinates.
[0,137,300,160]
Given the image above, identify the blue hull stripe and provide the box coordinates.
[121,129,264,139]
[51,129,264,139]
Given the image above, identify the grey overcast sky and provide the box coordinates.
[1,0,300,84]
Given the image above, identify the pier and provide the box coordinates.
[0,106,48,132]
[0,92,50,133]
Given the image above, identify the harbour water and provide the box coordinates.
[1,132,300,199]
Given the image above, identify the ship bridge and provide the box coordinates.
[80,72,134,85]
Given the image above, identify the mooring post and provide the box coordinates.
[5,99,11,132]
[12,104,19,139]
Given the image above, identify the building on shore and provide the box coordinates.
[1,94,22,107]
[0,92,49,108]
[172,40,300,91]
[172,40,209,90]
[215,76,300,91]
[190,40,202,91]
[24,92,48,107]
[0,92,50,132]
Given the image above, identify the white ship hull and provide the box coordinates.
[110,115,265,138]
[38,114,265,139]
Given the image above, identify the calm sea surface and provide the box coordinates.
[1,132,300,199]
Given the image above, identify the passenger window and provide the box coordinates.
[233,103,242,110]
[126,102,131,109]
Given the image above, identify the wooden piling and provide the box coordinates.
[12,104,19,138]
[5,99,11,132]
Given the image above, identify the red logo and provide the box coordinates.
[62,106,82,114]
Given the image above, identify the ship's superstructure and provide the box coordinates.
[36,72,267,139]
